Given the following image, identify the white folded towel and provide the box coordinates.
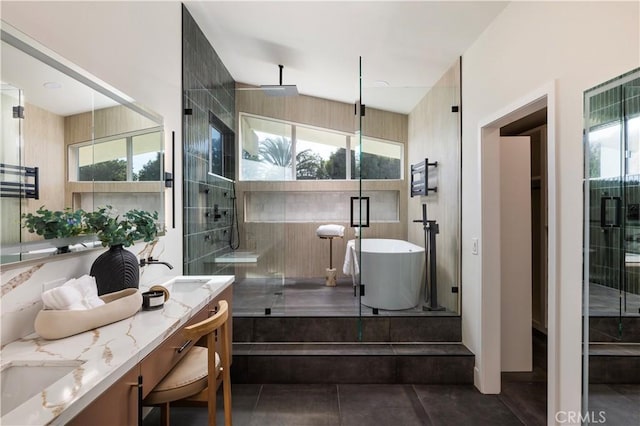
[41,275,105,310]
[316,224,345,238]
[42,286,86,311]
[65,275,105,309]
[343,240,360,276]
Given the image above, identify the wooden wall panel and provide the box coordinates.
[64,105,159,145]
[22,103,65,242]
[362,108,408,143]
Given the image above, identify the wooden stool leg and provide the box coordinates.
[208,383,217,426]
[329,238,333,269]
[223,378,232,425]
[160,402,170,426]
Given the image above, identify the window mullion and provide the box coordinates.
[346,135,351,180]
[126,136,133,181]
[291,125,297,180]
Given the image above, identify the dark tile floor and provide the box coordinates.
[233,277,456,317]
[234,278,640,317]
[143,383,523,426]
[590,283,640,317]
[143,332,640,426]
[142,382,640,426]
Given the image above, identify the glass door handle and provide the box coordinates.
[600,196,622,228]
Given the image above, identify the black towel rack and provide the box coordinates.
[0,163,39,199]
[410,158,438,197]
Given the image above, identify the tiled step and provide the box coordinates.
[589,317,640,343]
[233,316,462,343]
[232,342,474,384]
[589,343,640,383]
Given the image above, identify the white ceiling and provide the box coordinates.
[1,41,117,116]
[185,1,509,114]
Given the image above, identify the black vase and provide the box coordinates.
[90,244,140,296]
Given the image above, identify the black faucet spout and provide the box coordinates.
[140,257,174,270]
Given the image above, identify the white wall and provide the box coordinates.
[0,2,183,344]
[461,1,639,422]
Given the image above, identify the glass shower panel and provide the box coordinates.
[623,84,640,316]
[583,68,640,420]
[0,85,23,263]
[359,56,461,317]
[232,96,289,316]
[182,88,236,278]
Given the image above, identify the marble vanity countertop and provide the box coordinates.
[0,275,234,426]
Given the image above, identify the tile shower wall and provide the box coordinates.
[182,6,235,275]
[589,177,640,298]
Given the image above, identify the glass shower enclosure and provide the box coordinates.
[583,67,640,417]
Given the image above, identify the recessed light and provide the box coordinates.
[43,81,62,89]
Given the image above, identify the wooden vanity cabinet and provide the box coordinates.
[68,286,233,425]
[66,365,139,426]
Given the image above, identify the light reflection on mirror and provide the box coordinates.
[0,21,164,265]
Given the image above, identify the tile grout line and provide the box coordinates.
[336,384,343,426]
[410,384,435,425]
[495,392,528,426]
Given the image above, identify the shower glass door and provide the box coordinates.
[0,84,23,263]
[358,57,461,319]
[583,68,640,417]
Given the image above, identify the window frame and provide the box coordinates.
[238,112,404,182]
[68,126,164,182]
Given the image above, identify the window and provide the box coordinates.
[241,115,293,180]
[353,136,403,180]
[240,113,403,181]
[296,126,347,179]
[70,128,163,182]
[209,111,235,180]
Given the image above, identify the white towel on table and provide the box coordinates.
[41,286,86,311]
[316,224,345,238]
[41,275,105,310]
[343,240,360,276]
[65,275,105,309]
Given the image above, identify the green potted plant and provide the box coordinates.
[85,206,159,248]
[21,207,87,253]
[85,206,159,295]
[21,206,86,239]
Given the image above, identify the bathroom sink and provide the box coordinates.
[1,360,84,416]
[161,276,215,293]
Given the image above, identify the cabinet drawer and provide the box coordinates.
[140,307,208,397]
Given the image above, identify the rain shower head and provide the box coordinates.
[260,64,298,97]
[259,84,298,97]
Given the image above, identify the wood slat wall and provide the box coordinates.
[21,102,65,242]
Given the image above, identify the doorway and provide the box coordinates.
[478,85,558,424]
[498,109,549,425]
[501,108,549,337]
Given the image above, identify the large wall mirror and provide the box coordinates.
[1,21,165,265]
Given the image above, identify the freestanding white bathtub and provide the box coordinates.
[355,238,425,310]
